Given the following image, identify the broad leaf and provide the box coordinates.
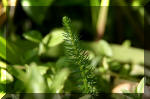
[81,40,113,57]
[23,30,42,43]
[49,68,70,93]
[42,29,64,47]
[25,63,45,93]
[111,44,144,64]
[98,40,113,57]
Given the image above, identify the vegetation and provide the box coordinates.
[0,0,149,99]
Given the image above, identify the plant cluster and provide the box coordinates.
[0,0,149,98]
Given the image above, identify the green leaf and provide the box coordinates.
[0,36,6,60]
[56,57,68,69]
[136,77,145,93]
[122,40,131,48]
[42,29,64,47]
[25,63,45,93]
[0,92,5,99]
[38,43,46,55]
[39,44,64,58]
[98,40,113,57]
[7,66,26,82]
[37,66,49,75]
[21,0,54,6]
[0,61,6,69]
[111,44,144,64]
[81,40,113,57]
[0,69,13,84]
[6,41,24,64]
[5,38,38,64]
[122,89,130,93]
[23,30,42,43]
[21,0,54,24]
[130,64,144,76]
[49,68,70,93]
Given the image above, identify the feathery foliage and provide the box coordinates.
[62,16,96,93]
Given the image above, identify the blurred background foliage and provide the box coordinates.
[0,0,150,99]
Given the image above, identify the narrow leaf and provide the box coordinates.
[136,77,145,93]
[0,36,6,60]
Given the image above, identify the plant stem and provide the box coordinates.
[96,0,110,40]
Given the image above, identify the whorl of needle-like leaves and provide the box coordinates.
[62,16,96,93]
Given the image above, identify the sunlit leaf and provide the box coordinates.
[49,68,70,93]
[25,63,45,93]
[0,92,5,99]
[98,40,112,57]
[42,29,64,47]
[37,66,49,75]
[38,43,46,55]
[0,69,13,84]
[122,40,131,48]
[111,44,144,64]
[44,44,64,58]
[21,0,54,6]
[130,64,144,75]
[136,77,145,93]
[0,61,6,69]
